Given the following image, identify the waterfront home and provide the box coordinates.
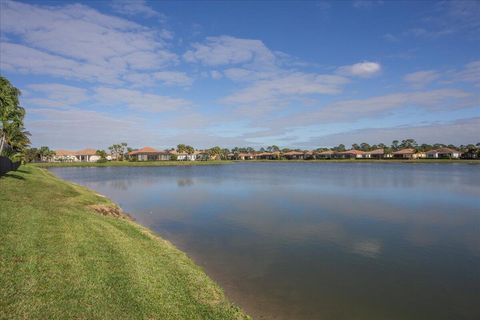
[256,152,280,160]
[316,150,337,159]
[339,150,365,159]
[75,149,100,162]
[129,147,170,161]
[170,150,197,161]
[195,150,211,161]
[304,151,315,160]
[426,148,461,159]
[392,148,426,159]
[236,153,255,160]
[52,150,77,162]
[282,151,305,160]
[365,149,385,159]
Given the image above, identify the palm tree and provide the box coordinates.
[1,76,30,156]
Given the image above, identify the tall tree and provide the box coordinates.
[0,76,30,156]
[108,142,127,161]
[391,140,399,150]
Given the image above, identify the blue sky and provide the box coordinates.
[0,0,479,150]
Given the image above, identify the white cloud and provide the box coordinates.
[353,1,384,9]
[95,87,190,112]
[222,72,349,106]
[336,61,382,78]
[406,1,480,39]
[111,0,160,18]
[305,117,480,146]
[210,70,223,80]
[272,89,473,127]
[404,70,440,88]
[452,60,480,87]
[0,0,177,84]
[27,107,150,149]
[0,42,122,84]
[152,71,193,86]
[183,35,276,67]
[26,83,89,107]
[122,71,193,87]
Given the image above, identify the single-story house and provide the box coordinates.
[236,153,255,160]
[392,148,425,159]
[315,150,337,159]
[304,151,315,160]
[170,150,197,161]
[75,149,100,162]
[52,150,77,162]
[129,147,170,161]
[365,149,385,159]
[338,150,365,159]
[282,151,305,160]
[256,152,280,160]
[426,148,461,159]
[195,150,211,161]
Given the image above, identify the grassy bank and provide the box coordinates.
[0,166,248,320]
[33,160,233,168]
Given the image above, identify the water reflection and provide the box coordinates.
[51,163,480,320]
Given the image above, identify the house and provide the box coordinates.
[170,150,197,161]
[338,150,365,159]
[393,148,415,159]
[129,147,170,161]
[315,150,337,159]
[236,153,255,160]
[304,151,315,160]
[195,150,211,161]
[365,149,385,159]
[75,149,100,162]
[282,151,305,160]
[392,148,425,159]
[256,152,279,160]
[52,150,77,162]
[426,148,461,159]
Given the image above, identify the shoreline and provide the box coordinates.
[0,165,249,319]
[32,159,480,168]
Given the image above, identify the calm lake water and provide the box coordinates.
[50,163,480,320]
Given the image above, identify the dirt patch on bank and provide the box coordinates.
[88,204,133,220]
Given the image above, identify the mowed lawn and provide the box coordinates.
[0,166,248,320]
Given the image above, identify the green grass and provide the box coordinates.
[0,166,249,320]
[32,160,233,168]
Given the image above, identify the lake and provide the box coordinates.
[50,163,480,320]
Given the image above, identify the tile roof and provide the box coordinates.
[393,148,416,155]
[54,149,76,156]
[367,148,384,155]
[129,147,160,155]
[75,148,97,156]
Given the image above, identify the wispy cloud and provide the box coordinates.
[0,0,177,84]
[270,89,474,128]
[303,117,480,146]
[404,70,440,88]
[222,72,349,106]
[111,0,161,18]
[94,87,191,112]
[352,1,384,9]
[336,61,382,78]
[26,83,89,108]
[183,35,276,68]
